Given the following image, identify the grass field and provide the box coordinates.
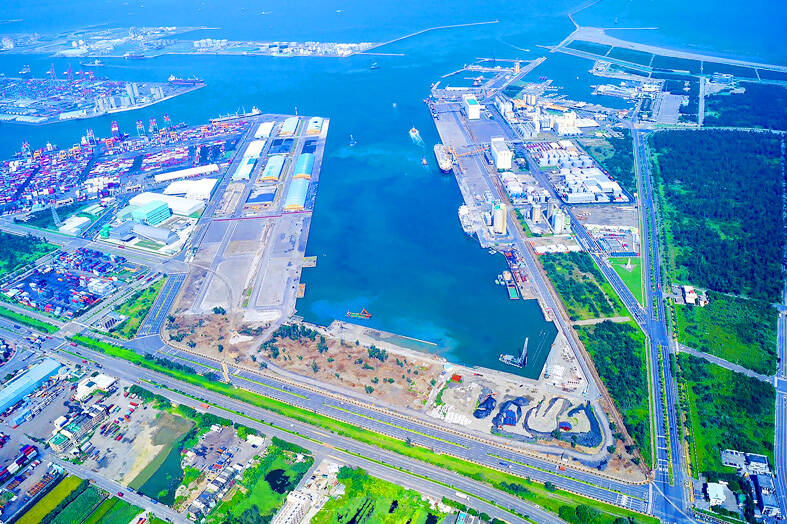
[70,334,657,524]
[17,202,101,232]
[609,257,643,305]
[0,305,59,333]
[0,231,58,278]
[678,354,775,476]
[92,499,144,524]
[110,279,165,339]
[207,442,313,523]
[17,476,83,524]
[313,466,443,524]
[82,498,118,524]
[52,486,106,524]
[674,292,777,375]
[541,252,628,321]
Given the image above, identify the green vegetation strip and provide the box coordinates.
[167,351,306,399]
[73,335,655,524]
[327,403,466,448]
[657,347,674,483]
[0,305,59,333]
[110,279,165,339]
[486,453,643,501]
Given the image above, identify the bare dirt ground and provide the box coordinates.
[163,312,268,361]
[256,329,443,410]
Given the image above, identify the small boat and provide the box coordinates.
[370,62,379,70]
[80,59,104,68]
[421,157,428,166]
[346,308,371,320]
[19,65,31,77]
[500,338,528,368]
[349,134,357,147]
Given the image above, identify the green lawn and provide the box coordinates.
[542,252,628,321]
[0,231,58,278]
[313,466,444,524]
[0,305,59,333]
[609,256,643,305]
[576,321,651,465]
[207,442,313,523]
[678,354,775,476]
[70,334,657,524]
[17,476,83,524]
[110,279,165,339]
[16,202,100,232]
[674,292,777,375]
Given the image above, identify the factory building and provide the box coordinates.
[0,358,61,414]
[129,192,204,216]
[153,164,219,183]
[260,155,285,182]
[254,121,275,139]
[551,209,568,234]
[283,178,310,211]
[279,116,299,136]
[164,178,217,200]
[133,224,179,245]
[463,94,481,120]
[58,215,91,236]
[306,117,323,135]
[75,374,117,401]
[490,137,512,171]
[493,202,507,235]
[131,200,171,226]
[293,153,315,179]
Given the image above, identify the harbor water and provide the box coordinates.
[0,0,783,378]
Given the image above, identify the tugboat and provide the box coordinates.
[346,308,371,320]
[433,144,453,173]
[499,338,528,368]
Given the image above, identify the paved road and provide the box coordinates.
[48,345,560,524]
[676,343,773,383]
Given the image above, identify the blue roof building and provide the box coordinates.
[0,358,61,413]
[283,178,310,211]
[293,153,314,178]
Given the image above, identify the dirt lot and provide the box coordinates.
[163,312,268,361]
[257,329,443,410]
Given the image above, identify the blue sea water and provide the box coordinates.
[0,0,783,378]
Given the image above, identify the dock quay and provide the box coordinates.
[426,68,599,397]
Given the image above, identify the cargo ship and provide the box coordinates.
[433,144,452,173]
[168,74,205,86]
[499,338,527,368]
[346,308,371,320]
[123,53,145,60]
[458,205,474,236]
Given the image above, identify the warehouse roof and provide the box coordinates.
[280,116,299,136]
[0,358,61,413]
[283,178,310,211]
[260,155,285,181]
[293,153,314,177]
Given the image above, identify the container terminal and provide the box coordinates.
[0,68,204,125]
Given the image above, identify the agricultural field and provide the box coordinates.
[51,486,105,524]
[110,278,165,339]
[16,476,84,524]
[313,466,444,524]
[674,292,777,375]
[577,321,651,464]
[0,231,58,278]
[206,439,313,523]
[541,252,627,321]
[608,256,643,304]
[678,354,775,476]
